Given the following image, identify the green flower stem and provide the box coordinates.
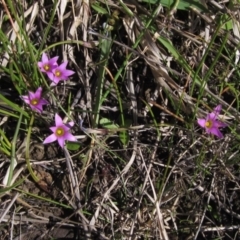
[7,112,22,186]
[26,114,39,183]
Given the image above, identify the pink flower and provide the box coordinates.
[47,62,75,85]
[197,105,227,138]
[43,114,77,148]
[38,53,58,79]
[21,87,48,113]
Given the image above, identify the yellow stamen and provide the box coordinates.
[56,127,64,137]
[205,120,212,128]
[55,70,61,77]
[30,99,38,106]
[44,64,50,71]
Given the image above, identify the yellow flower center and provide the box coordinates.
[55,70,61,77]
[44,64,50,71]
[205,120,213,128]
[30,98,39,106]
[56,127,65,137]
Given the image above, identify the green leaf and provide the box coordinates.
[0,93,29,118]
[140,0,208,12]
[217,14,233,30]
[0,177,25,195]
[100,118,119,129]
[92,3,108,14]
[119,118,131,146]
[66,141,81,151]
[119,131,129,146]
[158,36,179,59]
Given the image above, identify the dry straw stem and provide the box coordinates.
[123,15,197,116]
[124,14,239,120]
[1,1,39,67]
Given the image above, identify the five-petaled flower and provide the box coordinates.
[47,62,75,85]
[197,105,227,138]
[43,113,77,148]
[21,87,48,113]
[38,53,58,79]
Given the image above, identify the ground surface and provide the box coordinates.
[1,0,240,239]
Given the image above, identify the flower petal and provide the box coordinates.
[39,99,49,105]
[215,120,227,128]
[55,114,63,126]
[207,112,218,121]
[50,126,57,133]
[197,118,206,128]
[28,91,35,100]
[52,77,60,85]
[43,134,57,144]
[50,81,57,87]
[21,95,30,104]
[48,56,59,65]
[209,127,223,138]
[64,132,77,142]
[62,69,75,78]
[197,104,227,138]
[58,62,68,70]
[37,62,43,68]
[34,105,42,113]
[41,53,48,63]
[66,121,74,128]
[63,125,71,132]
[214,105,222,114]
[46,72,55,81]
[57,137,65,148]
[35,87,42,99]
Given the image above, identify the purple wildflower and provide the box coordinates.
[43,113,77,148]
[38,53,58,79]
[21,87,48,113]
[47,62,75,85]
[197,105,227,138]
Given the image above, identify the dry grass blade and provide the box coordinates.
[0,1,39,67]
[0,193,19,223]
[90,143,137,227]
[123,16,194,115]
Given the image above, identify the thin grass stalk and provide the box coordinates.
[38,0,58,54]
[190,23,222,97]
[203,32,229,90]
[7,112,22,186]
[100,7,160,106]
[93,32,112,127]
[15,188,72,209]
[25,114,39,183]
[5,0,39,84]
